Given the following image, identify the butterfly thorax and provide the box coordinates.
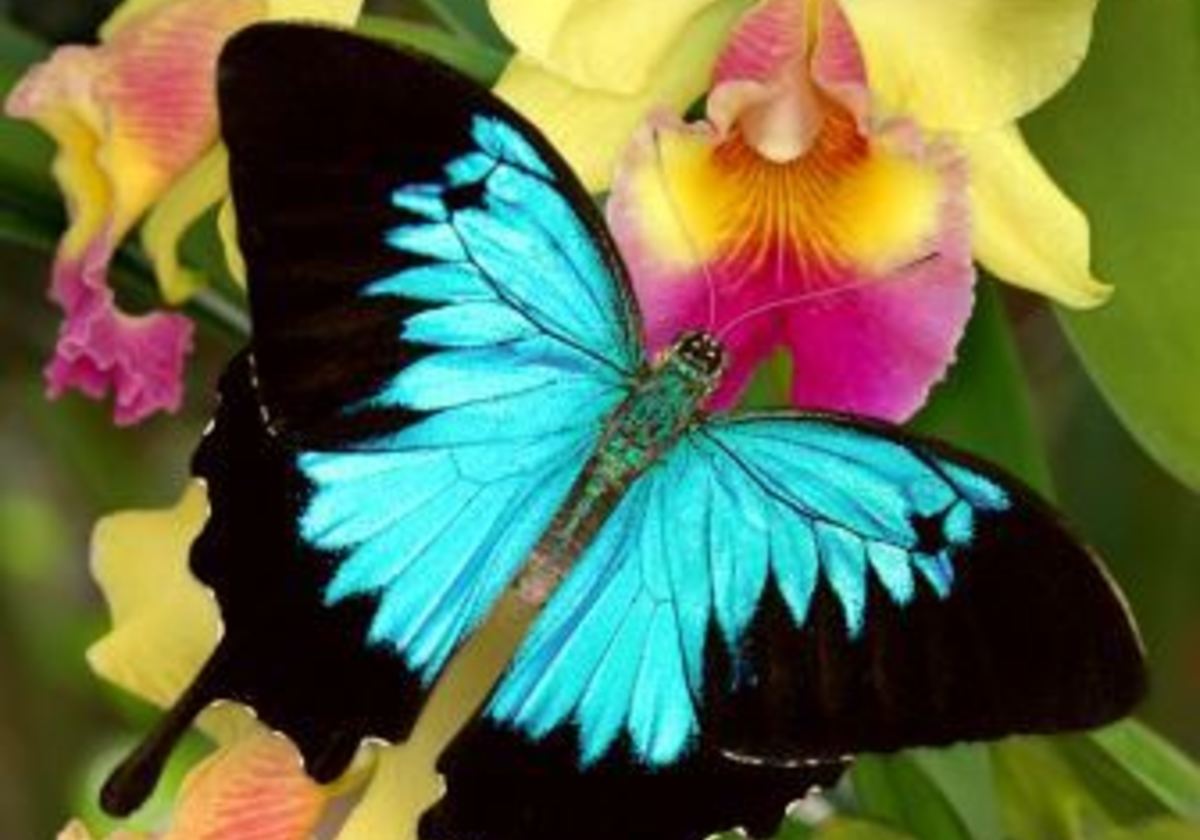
[515,332,727,605]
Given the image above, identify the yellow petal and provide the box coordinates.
[489,0,722,94]
[6,0,265,254]
[840,0,1097,131]
[87,482,252,743]
[965,123,1111,308]
[495,0,746,191]
[162,732,327,840]
[141,145,229,304]
[267,0,363,24]
[336,596,530,840]
[88,481,217,706]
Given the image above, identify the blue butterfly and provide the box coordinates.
[102,24,1145,840]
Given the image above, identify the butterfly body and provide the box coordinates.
[100,25,1145,840]
[517,331,727,605]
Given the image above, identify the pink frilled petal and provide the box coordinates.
[45,236,193,425]
[608,0,975,421]
[5,0,259,424]
[162,732,327,840]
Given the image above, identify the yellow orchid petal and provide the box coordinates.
[161,733,328,840]
[495,0,746,191]
[87,482,252,743]
[6,0,265,251]
[142,145,229,304]
[336,597,529,840]
[267,0,363,25]
[489,0,723,95]
[966,123,1111,308]
[840,0,1097,131]
[88,482,217,707]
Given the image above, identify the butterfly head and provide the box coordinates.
[670,331,728,389]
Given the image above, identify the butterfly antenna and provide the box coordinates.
[714,251,942,343]
[648,124,721,332]
[100,644,231,816]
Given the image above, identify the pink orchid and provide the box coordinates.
[6,0,361,424]
[607,0,973,418]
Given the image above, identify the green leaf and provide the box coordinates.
[358,15,509,84]
[741,349,793,410]
[816,819,915,840]
[1062,722,1200,821]
[411,0,512,52]
[0,22,59,224]
[852,755,973,840]
[1023,0,1200,491]
[0,17,47,71]
[993,737,1110,839]
[909,747,1004,840]
[1102,817,1200,840]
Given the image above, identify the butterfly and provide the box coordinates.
[101,23,1146,840]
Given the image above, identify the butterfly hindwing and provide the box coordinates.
[438,413,1144,839]
[692,415,1144,758]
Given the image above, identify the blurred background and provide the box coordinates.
[0,0,1197,838]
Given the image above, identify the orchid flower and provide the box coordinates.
[493,0,1110,419]
[72,485,499,840]
[5,0,361,425]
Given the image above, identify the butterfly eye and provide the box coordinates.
[676,331,727,377]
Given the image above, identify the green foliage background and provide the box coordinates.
[0,0,1197,838]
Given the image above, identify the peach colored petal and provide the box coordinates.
[162,733,327,840]
[8,0,266,240]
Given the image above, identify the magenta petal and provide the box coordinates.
[45,241,194,425]
[783,152,975,421]
[782,258,975,420]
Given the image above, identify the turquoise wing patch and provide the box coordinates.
[298,114,642,684]
[485,414,1012,767]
